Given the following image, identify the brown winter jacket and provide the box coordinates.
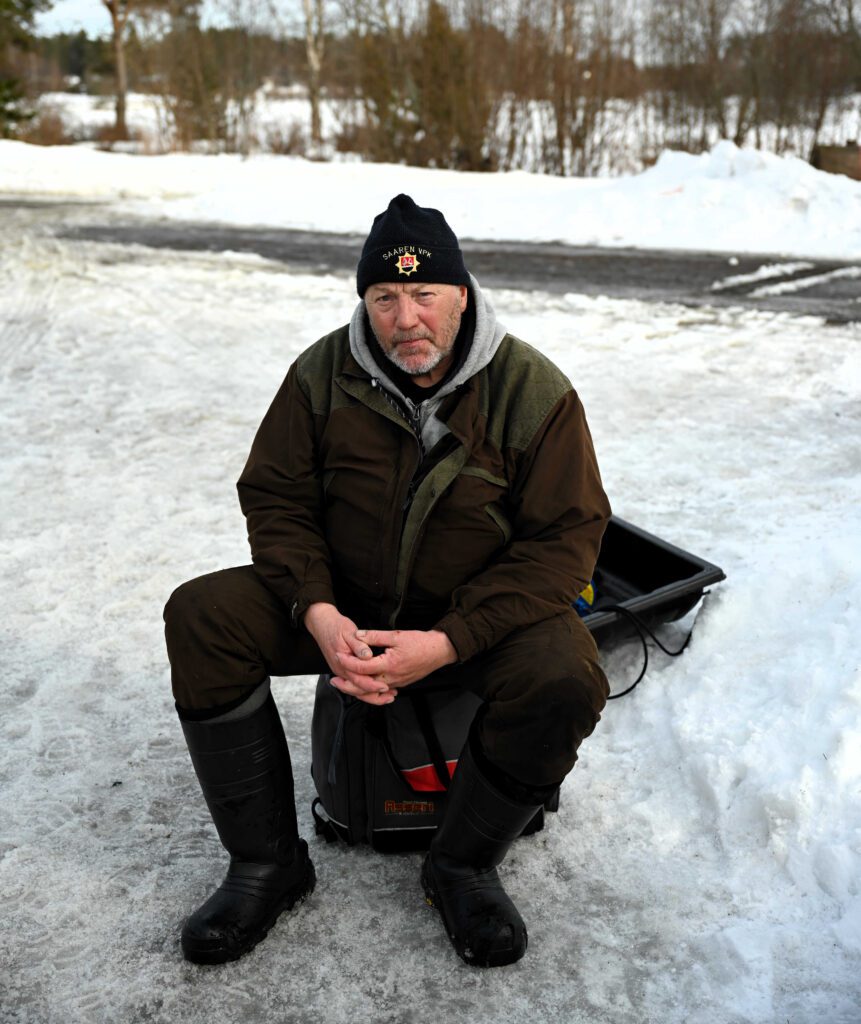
[237,319,610,664]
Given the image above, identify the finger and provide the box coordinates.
[344,632,374,660]
[336,651,387,676]
[358,690,396,705]
[330,676,396,704]
[332,664,389,692]
[355,628,398,648]
[329,674,373,695]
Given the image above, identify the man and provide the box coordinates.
[164,194,611,969]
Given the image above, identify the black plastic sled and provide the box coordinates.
[581,515,725,647]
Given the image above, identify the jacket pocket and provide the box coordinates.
[460,466,508,488]
[484,502,512,545]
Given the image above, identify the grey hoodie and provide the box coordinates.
[348,274,507,453]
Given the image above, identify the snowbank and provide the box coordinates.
[3,138,861,259]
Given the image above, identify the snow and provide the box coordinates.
[1,150,860,1023]
[4,137,861,259]
[750,266,861,298]
[33,91,167,141]
[710,263,815,291]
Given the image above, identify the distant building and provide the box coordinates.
[811,143,861,181]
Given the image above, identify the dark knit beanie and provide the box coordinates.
[357,194,470,296]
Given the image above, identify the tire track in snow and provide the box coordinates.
[709,259,861,304]
[710,262,815,292]
[0,236,70,378]
[751,264,861,297]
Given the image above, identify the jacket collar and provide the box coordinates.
[336,348,485,449]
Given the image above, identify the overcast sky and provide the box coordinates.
[36,0,111,36]
[35,0,306,38]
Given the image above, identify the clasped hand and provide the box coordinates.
[303,603,457,706]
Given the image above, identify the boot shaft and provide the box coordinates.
[431,740,543,870]
[179,692,299,864]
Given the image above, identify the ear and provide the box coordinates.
[458,285,468,312]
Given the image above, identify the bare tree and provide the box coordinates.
[543,0,635,175]
[302,0,326,149]
[102,0,133,138]
[91,0,855,171]
[815,0,861,58]
[217,0,272,153]
[647,0,751,153]
[335,0,418,163]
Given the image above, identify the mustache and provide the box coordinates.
[392,330,433,343]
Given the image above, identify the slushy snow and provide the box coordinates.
[0,146,860,1023]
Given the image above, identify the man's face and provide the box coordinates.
[365,282,468,387]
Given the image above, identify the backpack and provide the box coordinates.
[310,674,556,852]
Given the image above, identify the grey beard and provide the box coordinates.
[384,343,451,376]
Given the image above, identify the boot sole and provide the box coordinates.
[182,859,317,965]
[421,856,527,969]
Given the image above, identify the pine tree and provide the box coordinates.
[0,0,47,136]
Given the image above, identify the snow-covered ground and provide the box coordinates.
[3,136,861,261]
[0,149,860,1023]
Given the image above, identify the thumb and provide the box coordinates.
[345,632,373,659]
[354,628,393,649]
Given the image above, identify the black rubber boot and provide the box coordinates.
[178,691,316,965]
[421,740,543,968]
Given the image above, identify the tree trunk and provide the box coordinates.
[113,23,128,139]
[302,0,325,149]
[102,1,129,140]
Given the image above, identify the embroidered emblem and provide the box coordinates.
[396,251,420,276]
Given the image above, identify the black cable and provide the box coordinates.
[604,604,692,700]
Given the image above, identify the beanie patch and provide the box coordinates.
[394,250,420,276]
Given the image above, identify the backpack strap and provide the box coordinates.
[368,690,454,793]
[311,797,340,843]
[409,690,453,791]
[327,693,351,786]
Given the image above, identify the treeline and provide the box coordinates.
[6,0,861,173]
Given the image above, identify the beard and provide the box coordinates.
[385,334,454,376]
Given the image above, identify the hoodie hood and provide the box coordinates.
[349,274,507,452]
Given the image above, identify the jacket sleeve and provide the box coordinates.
[433,390,610,662]
[236,363,336,624]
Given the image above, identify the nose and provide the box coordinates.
[394,295,419,330]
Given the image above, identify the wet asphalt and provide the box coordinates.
[4,198,860,323]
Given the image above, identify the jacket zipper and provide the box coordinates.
[370,377,424,607]
[402,408,424,514]
[371,377,424,514]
